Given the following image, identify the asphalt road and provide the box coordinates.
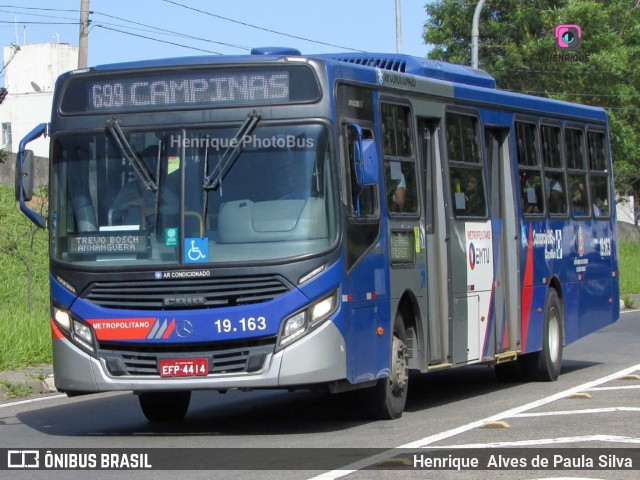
[1,309,639,480]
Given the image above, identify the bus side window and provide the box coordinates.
[588,131,611,218]
[446,112,486,217]
[516,121,544,216]
[566,127,590,218]
[381,103,417,214]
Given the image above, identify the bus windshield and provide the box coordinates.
[50,123,336,266]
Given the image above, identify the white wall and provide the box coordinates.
[617,195,636,225]
[0,43,78,157]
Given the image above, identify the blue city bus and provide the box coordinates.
[16,47,618,421]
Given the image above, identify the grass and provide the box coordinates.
[618,240,640,295]
[0,185,51,370]
[0,379,33,399]
[1,182,640,371]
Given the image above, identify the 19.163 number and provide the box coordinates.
[214,317,267,334]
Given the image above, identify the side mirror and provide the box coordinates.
[16,149,35,202]
[351,124,379,186]
[16,123,48,228]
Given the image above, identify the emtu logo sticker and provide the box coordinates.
[555,24,582,51]
[469,243,477,270]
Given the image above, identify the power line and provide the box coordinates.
[161,0,364,52]
[0,4,78,12]
[0,7,78,22]
[93,25,223,55]
[91,10,249,51]
[0,20,79,25]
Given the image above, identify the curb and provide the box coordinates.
[0,366,58,402]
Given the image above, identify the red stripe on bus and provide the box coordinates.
[89,318,156,341]
[163,319,176,339]
[51,319,65,339]
[521,224,534,352]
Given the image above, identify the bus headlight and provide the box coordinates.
[278,289,339,349]
[52,306,96,354]
[282,311,307,345]
[53,308,71,330]
[73,321,94,349]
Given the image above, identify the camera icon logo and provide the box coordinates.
[555,24,582,50]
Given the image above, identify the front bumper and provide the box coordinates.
[53,320,347,393]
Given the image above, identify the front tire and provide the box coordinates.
[524,289,563,381]
[361,314,409,420]
[138,391,191,422]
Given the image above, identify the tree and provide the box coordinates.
[423,0,640,197]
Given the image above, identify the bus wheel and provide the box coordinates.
[138,391,191,422]
[524,289,563,381]
[362,314,409,420]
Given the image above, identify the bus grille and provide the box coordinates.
[83,275,291,310]
[98,338,275,376]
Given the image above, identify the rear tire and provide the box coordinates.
[138,391,191,422]
[361,314,409,420]
[524,289,563,381]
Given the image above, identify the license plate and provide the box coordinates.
[159,358,208,378]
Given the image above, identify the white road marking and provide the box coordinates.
[512,407,640,418]
[422,434,640,449]
[588,385,640,391]
[307,362,640,480]
[0,394,66,409]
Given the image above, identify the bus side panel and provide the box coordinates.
[345,243,391,384]
[562,281,580,345]
[577,218,618,338]
[579,279,615,337]
[520,222,549,355]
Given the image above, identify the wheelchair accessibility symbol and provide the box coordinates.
[185,238,208,263]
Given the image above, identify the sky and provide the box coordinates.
[0,0,432,68]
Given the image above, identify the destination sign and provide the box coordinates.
[60,65,321,113]
[87,70,289,111]
[69,233,148,255]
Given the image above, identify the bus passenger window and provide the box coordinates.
[588,131,611,218]
[520,171,542,214]
[569,175,589,217]
[446,112,486,217]
[381,103,417,214]
[545,172,567,215]
[590,176,610,217]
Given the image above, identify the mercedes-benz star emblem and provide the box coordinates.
[176,320,194,338]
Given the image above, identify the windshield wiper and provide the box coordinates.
[203,111,261,191]
[107,118,158,192]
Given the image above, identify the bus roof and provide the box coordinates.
[73,48,606,123]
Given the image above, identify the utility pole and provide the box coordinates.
[395,0,402,53]
[471,0,486,69]
[78,0,90,68]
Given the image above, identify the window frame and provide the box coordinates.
[564,125,591,218]
[541,122,568,218]
[516,119,545,218]
[587,128,611,219]
[379,100,419,217]
[446,110,487,219]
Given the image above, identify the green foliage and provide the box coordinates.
[619,240,640,295]
[0,185,51,370]
[423,0,640,197]
[0,379,32,399]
